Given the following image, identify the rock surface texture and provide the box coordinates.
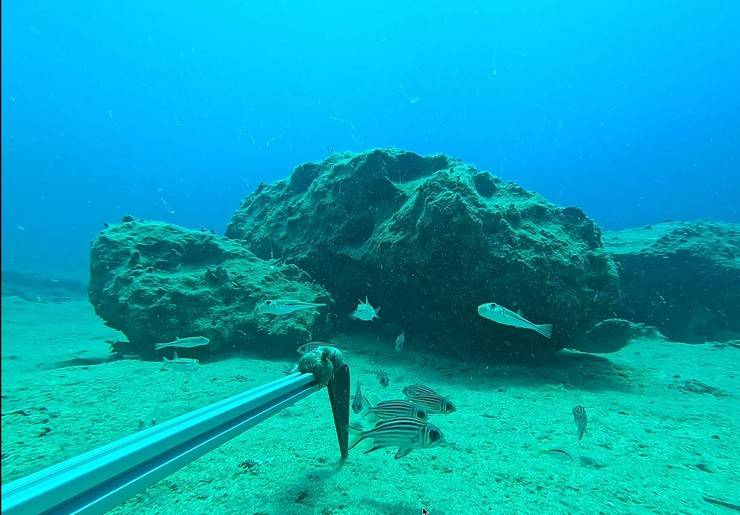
[89,220,330,357]
[604,220,740,343]
[226,149,620,357]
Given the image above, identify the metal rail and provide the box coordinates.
[1,365,349,514]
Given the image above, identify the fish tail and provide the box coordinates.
[348,424,367,450]
[359,394,373,418]
[536,324,553,338]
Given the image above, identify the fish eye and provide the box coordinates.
[265,300,272,305]
[417,410,427,419]
[429,429,441,441]
[445,402,456,413]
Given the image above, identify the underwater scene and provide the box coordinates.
[2,2,739,514]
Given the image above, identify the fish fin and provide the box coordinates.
[173,351,179,360]
[359,394,374,418]
[375,306,381,316]
[348,424,366,450]
[363,445,382,455]
[365,296,369,304]
[536,324,553,338]
[162,356,170,363]
[394,447,413,459]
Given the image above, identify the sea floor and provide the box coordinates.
[2,295,738,514]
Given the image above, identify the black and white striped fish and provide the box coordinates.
[402,384,456,414]
[572,405,587,441]
[361,399,428,421]
[348,417,444,459]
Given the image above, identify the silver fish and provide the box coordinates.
[352,382,365,414]
[402,384,456,414]
[572,405,587,441]
[154,336,210,351]
[477,302,552,338]
[350,297,380,322]
[349,417,444,459]
[394,330,405,352]
[261,298,326,315]
[161,351,199,372]
[362,399,428,421]
[541,449,574,461]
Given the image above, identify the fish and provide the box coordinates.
[540,449,574,461]
[348,417,444,459]
[572,405,587,441]
[350,297,380,321]
[361,399,428,421]
[394,330,405,352]
[402,384,456,414]
[477,302,552,338]
[297,342,322,355]
[154,336,210,351]
[352,382,365,414]
[296,342,346,368]
[375,369,390,387]
[161,351,200,372]
[261,299,326,315]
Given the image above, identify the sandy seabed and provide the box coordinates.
[2,295,738,514]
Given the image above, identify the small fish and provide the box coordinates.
[350,297,380,322]
[477,302,552,338]
[261,299,326,315]
[352,382,365,414]
[375,369,390,387]
[348,417,444,459]
[540,449,574,461]
[572,405,587,441]
[154,336,210,351]
[402,384,456,414]
[161,351,199,372]
[361,399,428,421]
[394,330,406,352]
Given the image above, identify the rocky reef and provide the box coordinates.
[226,148,620,357]
[604,220,740,343]
[88,219,330,358]
[574,318,665,353]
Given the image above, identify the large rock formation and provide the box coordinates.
[604,220,740,342]
[89,219,331,358]
[226,148,620,357]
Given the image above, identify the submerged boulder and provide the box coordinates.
[604,220,740,343]
[574,318,665,354]
[88,219,330,358]
[226,148,620,357]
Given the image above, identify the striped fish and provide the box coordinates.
[352,382,364,414]
[349,417,444,459]
[361,399,428,421]
[402,384,456,414]
[572,405,587,441]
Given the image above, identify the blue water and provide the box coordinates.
[3,1,739,279]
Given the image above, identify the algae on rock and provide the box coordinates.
[88,219,331,357]
[227,148,620,357]
[604,220,740,343]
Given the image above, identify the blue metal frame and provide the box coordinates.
[2,372,320,514]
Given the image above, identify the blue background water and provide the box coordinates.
[3,2,739,280]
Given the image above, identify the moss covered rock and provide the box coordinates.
[226,148,619,357]
[88,219,331,357]
[604,220,740,342]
